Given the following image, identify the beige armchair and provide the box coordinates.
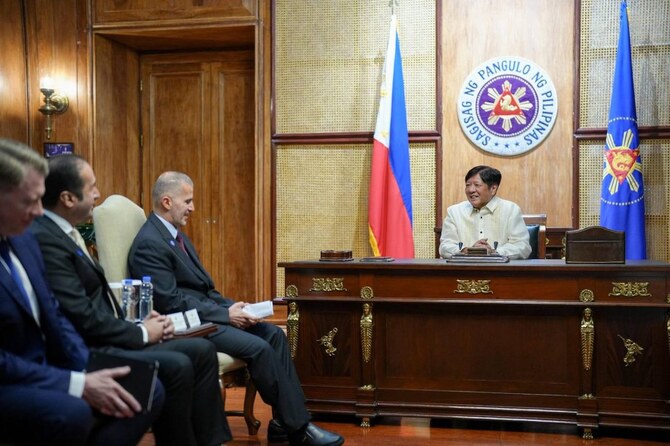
[93,194,259,434]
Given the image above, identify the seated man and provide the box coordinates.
[439,165,531,259]
[0,138,163,446]
[30,155,231,446]
[129,171,344,446]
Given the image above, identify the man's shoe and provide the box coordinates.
[268,419,289,443]
[288,423,344,446]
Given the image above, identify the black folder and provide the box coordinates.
[86,351,159,413]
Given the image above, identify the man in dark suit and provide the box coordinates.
[0,138,163,446]
[30,155,232,446]
[129,171,344,446]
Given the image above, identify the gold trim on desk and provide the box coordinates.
[579,289,594,302]
[317,327,338,356]
[287,302,299,359]
[618,334,644,366]
[454,279,493,294]
[310,277,347,292]
[361,286,374,299]
[609,282,651,297]
[580,308,594,371]
[361,303,373,363]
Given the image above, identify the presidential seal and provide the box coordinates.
[457,57,558,156]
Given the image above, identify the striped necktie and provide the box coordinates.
[70,229,118,317]
[70,228,93,262]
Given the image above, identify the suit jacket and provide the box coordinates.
[30,216,145,349]
[128,212,234,326]
[0,232,89,391]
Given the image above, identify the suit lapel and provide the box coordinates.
[4,238,41,320]
[0,262,34,316]
[148,213,213,285]
[36,217,123,317]
[180,234,214,282]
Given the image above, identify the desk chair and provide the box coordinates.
[93,195,260,434]
[522,213,547,259]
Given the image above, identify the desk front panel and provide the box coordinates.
[281,259,670,432]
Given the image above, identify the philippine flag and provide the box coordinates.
[368,15,414,258]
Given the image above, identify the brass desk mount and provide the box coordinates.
[287,301,299,359]
[454,279,493,294]
[317,327,338,356]
[310,277,347,292]
[580,308,594,371]
[617,334,644,366]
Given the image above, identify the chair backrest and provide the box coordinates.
[92,195,147,283]
[523,213,547,259]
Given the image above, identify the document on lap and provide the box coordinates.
[242,300,274,319]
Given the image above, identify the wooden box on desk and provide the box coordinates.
[565,226,625,264]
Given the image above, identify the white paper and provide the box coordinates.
[184,309,201,328]
[168,312,189,332]
[242,301,274,319]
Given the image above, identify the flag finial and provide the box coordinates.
[388,0,399,15]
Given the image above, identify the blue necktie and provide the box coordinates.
[0,239,32,307]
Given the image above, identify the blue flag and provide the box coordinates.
[600,1,646,260]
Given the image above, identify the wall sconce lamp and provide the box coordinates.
[38,77,69,140]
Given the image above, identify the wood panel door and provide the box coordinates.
[140,51,255,300]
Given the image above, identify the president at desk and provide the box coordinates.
[439,165,531,259]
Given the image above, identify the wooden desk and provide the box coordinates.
[280,259,670,438]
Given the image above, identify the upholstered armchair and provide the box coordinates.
[93,195,259,434]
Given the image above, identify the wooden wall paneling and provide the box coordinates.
[24,0,89,152]
[92,35,140,202]
[0,0,29,142]
[93,26,256,53]
[441,0,575,228]
[74,0,92,160]
[92,0,256,24]
[258,0,273,300]
[214,62,256,300]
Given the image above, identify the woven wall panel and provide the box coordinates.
[276,143,436,294]
[578,139,670,261]
[579,0,670,128]
[274,0,436,133]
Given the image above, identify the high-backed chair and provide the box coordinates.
[93,195,260,434]
[522,213,547,259]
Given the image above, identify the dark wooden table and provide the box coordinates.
[280,259,670,438]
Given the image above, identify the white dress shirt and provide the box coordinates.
[439,195,531,259]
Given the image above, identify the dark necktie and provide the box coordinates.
[0,239,32,307]
[175,233,188,255]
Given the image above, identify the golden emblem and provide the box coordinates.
[617,334,644,366]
